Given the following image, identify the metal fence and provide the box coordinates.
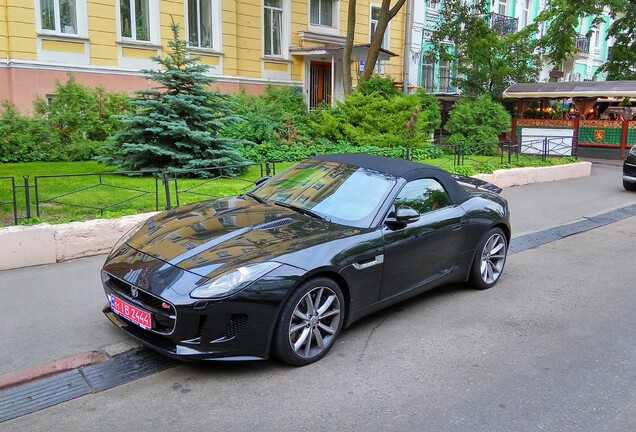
[0,176,18,225]
[0,142,572,227]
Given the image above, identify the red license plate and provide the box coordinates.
[109,294,152,330]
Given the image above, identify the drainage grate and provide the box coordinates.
[0,369,90,423]
[509,203,636,255]
[0,349,177,423]
[82,349,177,393]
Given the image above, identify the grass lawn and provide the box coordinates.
[0,154,576,227]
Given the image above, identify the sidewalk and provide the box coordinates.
[1,162,635,391]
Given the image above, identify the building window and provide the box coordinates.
[264,0,283,56]
[39,0,77,34]
[370,6,389,50]
[426,0,439,10]
[593,26,601,53]
[120,0,150,41]
[438,58,451,92]
[422,52,435,92]
[521,0,530,28]
[188,0,215,49]
[498,0,508,16]
[310,0,334,27]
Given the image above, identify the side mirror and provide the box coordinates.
[254,176,270,186]
[386,206,420,226]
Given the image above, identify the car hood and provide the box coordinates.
[124,197,358,278]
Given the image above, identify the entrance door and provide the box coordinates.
[309,61,332,108]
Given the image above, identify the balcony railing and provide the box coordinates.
[490,13,518,36]
[422,77,455,94]
[575,35,590,54]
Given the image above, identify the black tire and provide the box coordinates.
[469,227,508,290]
[623,180,636,191]
[273,277,345,366]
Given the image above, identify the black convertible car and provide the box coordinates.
[101,154,511,366]
[623,144,636,191]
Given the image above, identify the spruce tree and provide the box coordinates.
[100,20,246,174]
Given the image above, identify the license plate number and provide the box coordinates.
[109,294,152,330]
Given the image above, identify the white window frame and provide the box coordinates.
[438,57,452,91]
[425,0,440,10]
[263,0,290,59]
[186,0,222,51]
[421,51,435,91]
[117,0,160,44]
[520,0,530,28]
[593,25,602,54]
[497,0,508,16]
[35,0,88,37]
[308,0,339,36]
[369,5,389,50]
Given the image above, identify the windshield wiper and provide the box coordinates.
[244,192,268,204]
[274,201,330,222]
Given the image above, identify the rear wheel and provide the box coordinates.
[273,278,344,366]
[469,227,507,290]
[623,180,636,191]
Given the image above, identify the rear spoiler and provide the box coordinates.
[451,174,502,194]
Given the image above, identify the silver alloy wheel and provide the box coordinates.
[480,233,507,284]
[288,286,341,359]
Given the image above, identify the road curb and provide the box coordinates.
[0,352,108,391]
[0,339,141,391]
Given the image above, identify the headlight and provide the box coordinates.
[111,220,145,252]
[629,146,636,157]
[190,262,281,299]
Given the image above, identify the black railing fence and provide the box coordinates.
[575,35,591,54]
[0,176,18,225]
[0,140,574,226]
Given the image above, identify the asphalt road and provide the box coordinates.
[2,161,636,431]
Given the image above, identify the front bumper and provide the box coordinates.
[623,160,636,184]
[103,306,266,361]
[101,262,303,361]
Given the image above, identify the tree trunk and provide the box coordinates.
[361,0,408,82]
[343,0,357,94]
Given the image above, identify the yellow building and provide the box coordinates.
[0,0,406,112]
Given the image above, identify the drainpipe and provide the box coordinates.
[331,54,335,106]
[403,0,413,93]
[3,0,9,63]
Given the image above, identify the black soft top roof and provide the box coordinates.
[311,153,471,203]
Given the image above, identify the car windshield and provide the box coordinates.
[252,159,397,227]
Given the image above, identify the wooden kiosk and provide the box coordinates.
[503,81,636,159]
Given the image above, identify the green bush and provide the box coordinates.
[310,82,441,148]
[33,75,130,161]
[357,75,400,98]
[222,85,311,147]
[0,101,58,162]
[240,138,415,163]
[444,94,511,156]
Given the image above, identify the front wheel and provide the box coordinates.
[273,278,345,366]
[469,227,508,290]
